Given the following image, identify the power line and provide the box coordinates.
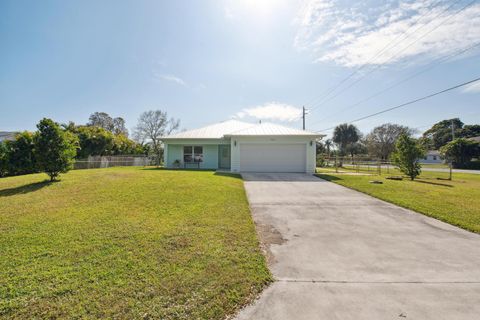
[301,0,449,110]
[308,41,480,127]
[307,0,475,113]
[315,76,480,132]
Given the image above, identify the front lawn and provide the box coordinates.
[0,167,271,319]
[316,168,480,233]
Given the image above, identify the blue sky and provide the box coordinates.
[1,0,479,137]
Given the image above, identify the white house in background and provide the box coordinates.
[161,120,324,173]
[420,150,443,164]
[0,131,17,142]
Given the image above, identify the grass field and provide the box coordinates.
[0,167,271,319]
[316,167,480,233]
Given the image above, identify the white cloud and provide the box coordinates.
[158,74,187,87]
[294,0,480,67]
[152,70,188,87]
[462,81,480,93]
[235,102,302,122]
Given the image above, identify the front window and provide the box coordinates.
[194,146,203,162]
[184,146,203,163]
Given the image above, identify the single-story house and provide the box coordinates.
[419,150,443,164]
[468,136,480,143]
[161,120,324,173]
[0,131,17,143]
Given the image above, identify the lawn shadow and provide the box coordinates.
[0,181,53,197]
[141,167,215,172]
[414,179,453,188]
[314,174,342,182]
[214,172,242,179]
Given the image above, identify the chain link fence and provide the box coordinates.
[73,155,153,170]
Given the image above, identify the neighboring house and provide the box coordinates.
[468,136,480,143]
[161,120,324,173]
[0,131,17,143]
[420,150,443,164]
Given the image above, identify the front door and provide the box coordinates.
[218,145,231,169]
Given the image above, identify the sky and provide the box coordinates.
[1,0,479,138]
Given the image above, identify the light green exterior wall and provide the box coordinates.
[164,139,231,169]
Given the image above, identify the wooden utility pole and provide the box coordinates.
[449,120,455,180]
[302,106,306,130]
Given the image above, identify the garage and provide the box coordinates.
[239,143,306,172]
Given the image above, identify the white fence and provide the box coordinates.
[74,155,152,170]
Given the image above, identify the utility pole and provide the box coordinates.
[449,119,455,180]
[302,106,306,130]
[451,119,455,140]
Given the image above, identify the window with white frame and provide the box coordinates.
[183,146,203,163]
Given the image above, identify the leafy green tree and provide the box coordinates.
[35,118,78,181]
[421,118,464,150]
[87,112,114,131]
[0,142,9,177]
[391,133,425,180]
[332,123,360,157]
[75,126,115,158]
[461,125,480,139]
[440,138,479,168]
[8,131,36,175]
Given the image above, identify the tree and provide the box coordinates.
[0,142,9,177]
[461,125,480,139]
[35,118,78,181]
[8,131,36,175]
[75,126,115,158]
[422,118,464,150]
[324,139,333,156]
[113,117,129,137]
[440,138,479,168]
[365,123,413,160]
[332,123,360,157]
[87,112,114,131]
[391,133,425,180]
[133,110,180,165]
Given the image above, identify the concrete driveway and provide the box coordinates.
[235,173,480,320]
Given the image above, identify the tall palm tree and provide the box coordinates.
[324,139,332,157]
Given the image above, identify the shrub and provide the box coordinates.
[8,131,37,175]
[440,138,479,168]
[35,118,79,181]
[391,133,425,180]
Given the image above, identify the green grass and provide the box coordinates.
[0,167,271,319]
[316,167,480,233]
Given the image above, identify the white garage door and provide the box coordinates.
[240,143,306,172]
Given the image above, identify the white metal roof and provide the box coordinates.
[162,120,254,139]
[162,119,323,139]
[226,122,321,137]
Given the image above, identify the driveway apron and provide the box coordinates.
[235,173,480,320]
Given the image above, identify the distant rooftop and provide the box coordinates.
[0,131,17,142]
[162,120,323,139]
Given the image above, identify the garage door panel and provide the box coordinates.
[240,143,306,172]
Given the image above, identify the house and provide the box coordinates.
[0,131,17,143]
[468,136,480,143]
[161,120,324,173]
[420,150,443,164]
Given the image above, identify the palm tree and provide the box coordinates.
[324,139,332,157]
